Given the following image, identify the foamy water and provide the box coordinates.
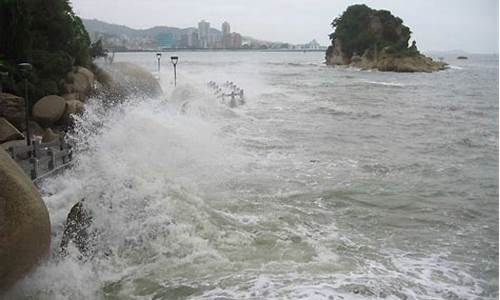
[4,52,498,299]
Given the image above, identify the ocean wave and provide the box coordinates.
[364,80,406,87]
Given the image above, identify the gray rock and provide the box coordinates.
[0,147,51,289]
[0,93,25,130]
[42,128,59,143]
[61,93,80,101]
[32,95,66,126]
[100,62,163,99]
[0,117,24,143]
[59,200,95,259]
[64,67,95,101]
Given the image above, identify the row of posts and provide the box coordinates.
[207,81,245,107]
[156,53,179,86]
[28,137,72,180]
[6,135,72,180]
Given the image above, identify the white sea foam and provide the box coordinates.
[4,51,495,300]
[364,80,406,87]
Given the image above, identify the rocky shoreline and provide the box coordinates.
[0,62,163,291]
[326,44,447,73]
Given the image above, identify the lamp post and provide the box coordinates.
[156,52,162,73]
[18,63,33,147]
[0,63,8,94]
[170,56,178,86]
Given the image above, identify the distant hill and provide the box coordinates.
[82,18,221,40]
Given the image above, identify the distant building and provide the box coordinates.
[232,33,242,49]
[179,34,189,48]
[222,21,230,36]
[305,39,321,50]
[191,31,200,48]
[156,32,175,49]
[198,20,210,48]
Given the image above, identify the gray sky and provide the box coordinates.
[72,0,499,53]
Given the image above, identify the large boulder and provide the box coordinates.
[0,147,51,289]
[0,118,24,144]
[32,95,66,126]
[100,62,163,99]
[75,66,95,86]
[0,93,25,130]
[64,66,95,101]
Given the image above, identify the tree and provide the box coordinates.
[328,4,415,58]
[0,0,93,100]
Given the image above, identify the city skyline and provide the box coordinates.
[72,0,498,53]
[85,18,324,51]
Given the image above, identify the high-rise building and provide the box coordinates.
[222,21,230,36]
[191,31,200,48]
[179,34,189,48]
[232,33,242,49]
[198,20,210,48]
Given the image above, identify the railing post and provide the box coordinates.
[59,135,64,151]
[48,148,56,170]
[30,157,39,180]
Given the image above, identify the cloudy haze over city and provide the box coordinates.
[72,0,498,53]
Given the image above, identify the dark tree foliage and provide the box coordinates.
[0,0,91,100]
[329,4,416,58]
[90,39,107,59]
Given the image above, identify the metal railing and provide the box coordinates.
[207,81,245,107]
[6,135,73,182]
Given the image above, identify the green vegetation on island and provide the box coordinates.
[325,4,447,72]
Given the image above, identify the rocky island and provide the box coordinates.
[325,4,447,72]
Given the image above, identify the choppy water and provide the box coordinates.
[5,52,498,299]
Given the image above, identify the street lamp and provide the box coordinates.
[18,63,33,147]
[170,56,178,87]
[156,52,162,73]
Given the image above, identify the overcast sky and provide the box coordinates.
[72,0,499,53]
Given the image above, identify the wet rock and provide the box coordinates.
[100,62,163,99]
[0,117,24,143]
[62,100,85,124]
[0,147,51,289]
[59,200,99,259]
[75,66,95,86]
[42,128,59,143]
[64,66,95,101]
[29,120,45,139]
[32,95,66,126]
[0,93,25,130]
[61,93,80,101]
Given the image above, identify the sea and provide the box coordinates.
[4,51,498,300]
